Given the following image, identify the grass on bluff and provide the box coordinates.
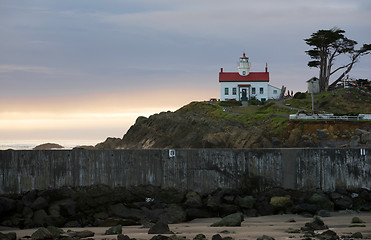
[283,88,371,114]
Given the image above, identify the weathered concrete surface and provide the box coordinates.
[0,148,370,194]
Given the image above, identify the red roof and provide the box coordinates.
[219,72,269,82]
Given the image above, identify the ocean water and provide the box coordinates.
[0,139,101,150]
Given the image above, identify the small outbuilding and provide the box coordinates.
[307,77,320,94]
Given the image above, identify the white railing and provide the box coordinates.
[289,114,371,120]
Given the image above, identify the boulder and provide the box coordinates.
[219,204,240,217]
[255,198,274,216]
[317,129,329,140]
[46,226,64,239]
[32,209,49,226]
[351,232,363,239]
[317,209,331,217]
[257,235,275,240]
[118,234,132,240]
[361,131,371,144]
[76,230,95,238]
[151,235,170,240]
[193,234,207,240]
[318,230,339,240]
[292,203,321,215]
[184,192,203,208]
[309,193,334,211]
[234,195,254,209]
[351,217,365,223]
[302,216,328,231]
[105,225,122,235]
[0,232,16,240]
[31,228,53,240]
[270,196,292,212]
[211,212,244,227]
[0,197,16,215]
[109,203,142,220]
[186,208,215,220]
[166,204,187,223]
[350,135,360,147]
[31,196,49,210]
[333,197,352,210]
[22,190,38,207]
[211,234,223,240]
[148,221,173,234]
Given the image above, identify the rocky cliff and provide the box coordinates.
[96,89,371,149]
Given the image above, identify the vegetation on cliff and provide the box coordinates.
[96,88,371,149]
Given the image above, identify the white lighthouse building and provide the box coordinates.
[219,53,281,102]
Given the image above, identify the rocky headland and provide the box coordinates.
[96,88,371,149]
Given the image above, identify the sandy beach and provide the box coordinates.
[1,212,370,240]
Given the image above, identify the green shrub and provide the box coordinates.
[293,92,307,99]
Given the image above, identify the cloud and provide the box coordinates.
[0,65,56,74]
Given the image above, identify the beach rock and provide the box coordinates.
[31,227,53,240]
[193,234,207,240]
[0,232,16,240]
[211,212,244,227]
[219,204,240,217]
[351,232,363,239]
[109,203,142,220]
[302,216,328,231]
[330,193,352,210]
[186,208,215,220]
[46,226,64,239]
[166,204,187,223]
[117,234,131,240]
[31,196,49,210]
[309,193,334,211]
[212,234,223,240]
[32,209,49,226]
[292,203,321,215]
[351,217,365,223]
[317,209,331,217]
[318,230,339,240]
[257,235,275,240]
[184,192,203,208]
[150,235,170,240]
[234,195,254,209]
[76,230,95,238]
[0,197,16,215]
[270,196,292,212]
[255,198,274,216]
[105,225,122,235]
[148,221,173,234]
[22,190,38,207]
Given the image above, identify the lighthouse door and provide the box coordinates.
[241,89,248,101]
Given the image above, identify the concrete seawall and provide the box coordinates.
[0,148,370,194]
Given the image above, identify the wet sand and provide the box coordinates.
[1,212,370,240]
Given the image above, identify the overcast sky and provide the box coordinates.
[1,0,370,146]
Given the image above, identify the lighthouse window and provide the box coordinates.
[224,88,229,95]
[260,88,264,94]
[273,90,277,94]
[252,88,256,94]
[232,88,237,95]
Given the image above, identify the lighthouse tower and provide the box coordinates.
[238,52,250,76]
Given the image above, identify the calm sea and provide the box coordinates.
[0,139,101,150]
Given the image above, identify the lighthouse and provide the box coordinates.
[219,52,281,102]
[238,53,250,76]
